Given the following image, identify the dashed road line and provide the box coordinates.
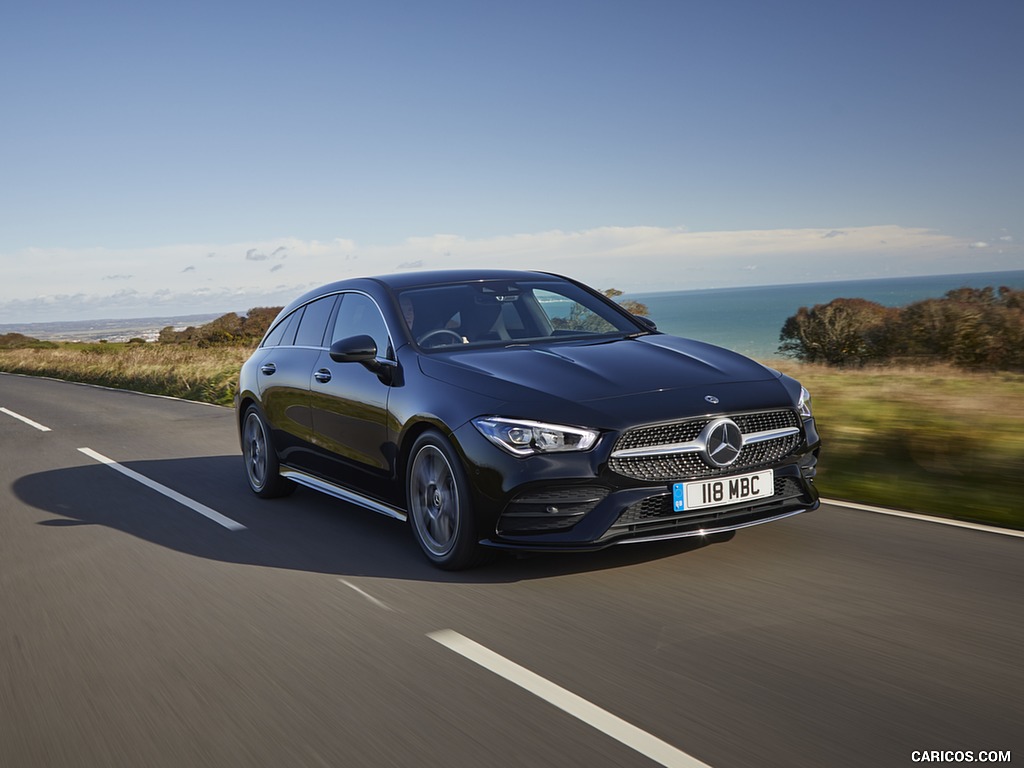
[0,406,52,432]
[78,447,246,531]
[339,579,394,611]
[429,629,713,768]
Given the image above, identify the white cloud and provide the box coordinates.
[970,241,990,249]
[0,226,1016,323]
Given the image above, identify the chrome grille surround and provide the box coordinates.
[609,409,802,482]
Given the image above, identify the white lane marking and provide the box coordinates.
[823,498,1024,539]
[77,447,246,531]
[428,630,713,768]
[0,406,52,432]
[338,579,394,611]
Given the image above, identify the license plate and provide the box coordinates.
[672,469,774,512]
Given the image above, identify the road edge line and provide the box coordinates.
[823,498,1024,539]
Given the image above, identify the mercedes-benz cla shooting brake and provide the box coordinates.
[236,270,821,569]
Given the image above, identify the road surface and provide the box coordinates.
[2,373,1020,767]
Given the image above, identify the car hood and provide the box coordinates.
[417,335,788,425]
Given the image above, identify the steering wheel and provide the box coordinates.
[418,328,465,348]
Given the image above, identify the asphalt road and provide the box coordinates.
[2,373,1021,768]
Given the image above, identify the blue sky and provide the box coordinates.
[2,0,1022,322]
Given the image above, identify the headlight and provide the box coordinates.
[472,417,599,457]
[797,386,812,418]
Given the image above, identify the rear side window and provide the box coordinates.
[261,310,299,348]
[293,295,338,348]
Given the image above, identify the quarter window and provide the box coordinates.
[261,310,299,348]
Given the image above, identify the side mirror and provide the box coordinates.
[329,335,378,363]
[634,315,657,332]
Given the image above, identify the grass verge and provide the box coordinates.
[772,361,1024,531]
[2,345,1021,530]
[0,342,252,406]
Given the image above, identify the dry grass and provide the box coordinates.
[0,342,254,406]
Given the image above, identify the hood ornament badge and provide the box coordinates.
[704,395,719,404]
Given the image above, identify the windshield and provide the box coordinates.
[397,279,644,349]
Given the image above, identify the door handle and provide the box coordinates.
[260,363,277,375]
[314,369,332,384]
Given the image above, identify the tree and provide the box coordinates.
[778,298,895,366]
[555,289,652,333]
[601,288,650,318]
[779,285,1024,371]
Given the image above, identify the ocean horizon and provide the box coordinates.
[4,269,1023,351]
[628,269,1024,361]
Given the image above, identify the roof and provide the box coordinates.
[368,269,560,290]
[278,269,571,316]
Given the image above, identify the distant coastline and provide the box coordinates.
[0,312,224,343]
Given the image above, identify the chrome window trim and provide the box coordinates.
[262,289,397,361]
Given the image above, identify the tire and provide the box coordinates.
[241,405,295,498]
[406,431,486,570]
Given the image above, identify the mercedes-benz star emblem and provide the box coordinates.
[701,418,743,467]
[704,395,719,404]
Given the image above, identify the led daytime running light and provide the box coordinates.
[473,417,599,457]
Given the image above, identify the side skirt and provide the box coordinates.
[279,468,408,522]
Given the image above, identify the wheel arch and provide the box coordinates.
[396,418,457,505]
[236,394,258,447]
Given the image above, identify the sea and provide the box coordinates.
[5,269,1023,351]
[627,269,1024,361]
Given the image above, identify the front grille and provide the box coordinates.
[609,409,801,482]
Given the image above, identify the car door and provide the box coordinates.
[309,292,397,497]
[257,294,338,473]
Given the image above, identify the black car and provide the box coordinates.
[236,269,820,569]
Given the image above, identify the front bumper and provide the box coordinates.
[451,416,821,553]
[478,463,819,551]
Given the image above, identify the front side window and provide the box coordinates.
[332,293,393,359]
